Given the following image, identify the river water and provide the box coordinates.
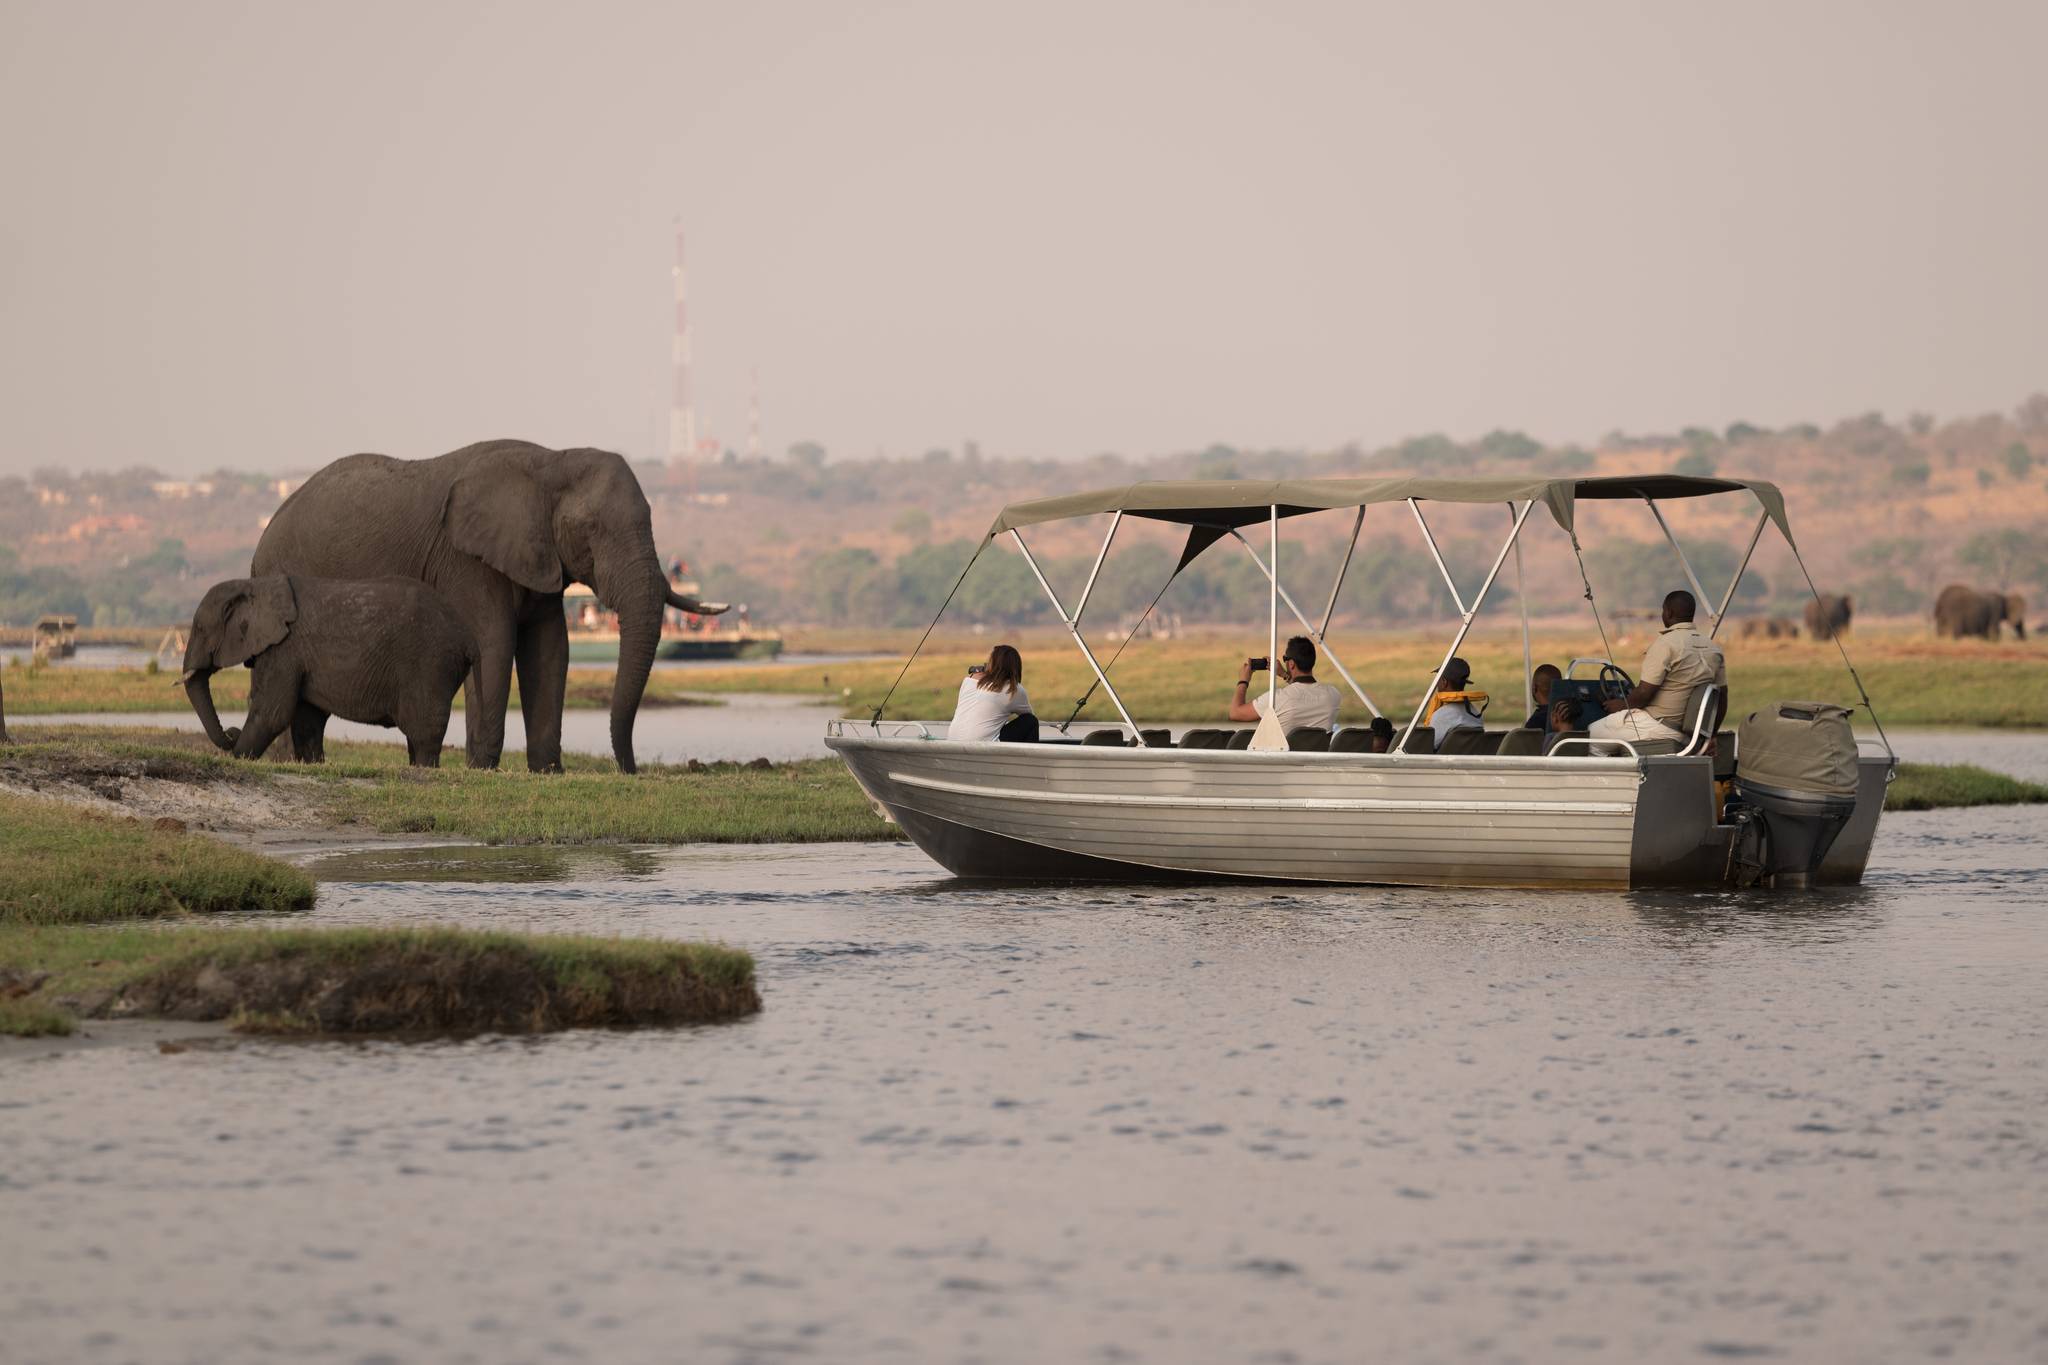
[6,789,2048,1362]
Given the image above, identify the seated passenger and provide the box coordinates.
[1229,635,1341,732]
[1426,657,1487,748]
[1541,698,1579,754]
[1368,716,1395,753]
[1590,589,1725,748]
[950,644,1038,742]
[1524,663,1562,729]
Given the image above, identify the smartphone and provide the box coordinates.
[1248,657,1269,672]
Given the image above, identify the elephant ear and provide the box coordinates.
[218,578,297,667]
[443,470,565,593]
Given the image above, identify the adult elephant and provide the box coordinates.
[252,440,724,773]
[1803,594,1852,641]
[1934,584,2026,640]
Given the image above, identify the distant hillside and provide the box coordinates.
[3,399,2044,630]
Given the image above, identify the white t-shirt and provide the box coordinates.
[950,675,1033,742]
[1430,699,1483,746]
[1251,680,1342,732]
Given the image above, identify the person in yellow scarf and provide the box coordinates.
[1425,656,1487,749]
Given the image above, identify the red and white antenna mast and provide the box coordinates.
[669,222,697,486]
[747,365,762,459]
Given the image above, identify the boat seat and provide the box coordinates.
[1495,727,1544,757]
[1329,727,1375,753]
[1286,727,1330,752]
[1083,729,1127,746]
[1226,729,1255,750]
[1675,683,1726,757]
[1179,728,1231,749]
[1400,727,1435,754]
[1137,728,1172,749]
[1439,728,1503,756]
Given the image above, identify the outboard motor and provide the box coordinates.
[1729,701,1861,889]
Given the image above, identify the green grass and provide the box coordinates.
[0,924,758,1035]
[3,662,719,716]
[0,790,317,925]
[3,727,901,845]
[1885,762,2048,812]
[318,757,896,843]
[677,632,2048,729]
[0,995,75,1037]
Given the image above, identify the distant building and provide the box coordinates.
[149,480,217,499]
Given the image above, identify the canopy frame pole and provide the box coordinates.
[1397,500,1536,756]
[1320,506,1366,636]
[1513,501,1534,719]
[1071,511,1122,624]
[1644,497,1710,613]
[1011,529,1143,744]
[1709,510,1770,639]
[1784,530,1897,770]
[1268,505,1278,712]
[869,535,989,725]
[1228,529,1383,717]
[1408,499,1467,615]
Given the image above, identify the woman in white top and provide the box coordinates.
[950,644,1037,742]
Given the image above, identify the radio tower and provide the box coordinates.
[747,366,762,459]
[669,222,697,490]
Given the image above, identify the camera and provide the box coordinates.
[967,663,986,675]
[1247,657,1269,672]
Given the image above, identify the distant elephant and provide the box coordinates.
[1804,594,1852,640]
[253,440,725,773]
[182,576,478,767]
[1736,616,1800,641]
[1934,584,2026,640]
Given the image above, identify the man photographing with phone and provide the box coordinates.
[1227,635,1342,730]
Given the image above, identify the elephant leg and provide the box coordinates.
[515,612,570,774]
[234,668,300,762]
[464,632,515,770]
[291,703,329,764]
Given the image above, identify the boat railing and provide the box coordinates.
[1545,736,1642,758]
[827,718,935,740]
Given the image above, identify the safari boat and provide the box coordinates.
[564,583,784,662]
[827,475,1895,890]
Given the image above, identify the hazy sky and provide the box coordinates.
[2,0,2042,476]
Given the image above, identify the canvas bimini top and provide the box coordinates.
[987,473,1793,546]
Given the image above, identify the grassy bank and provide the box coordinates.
[2,663,719,717]
[0,924,759,1036]
[1885,763,2048,812]
[0,790,315,924]
[679,633,2048,729]
[0,786,764,1037]
[3,727,900,844]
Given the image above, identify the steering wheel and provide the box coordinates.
[1596,662,1635,702]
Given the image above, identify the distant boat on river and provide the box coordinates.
[564,581,784,663]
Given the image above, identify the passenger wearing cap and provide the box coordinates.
[1425,656,1487,749]
[1228,635,1342,731]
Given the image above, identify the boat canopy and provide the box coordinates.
[987,474,1792,548]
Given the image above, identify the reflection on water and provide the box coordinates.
[310,844,668,885]
[4,809,2045,1362]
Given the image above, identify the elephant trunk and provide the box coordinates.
[183,668,236,751]
[596,555,667,776]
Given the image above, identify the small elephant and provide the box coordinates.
[182,576,478,767]
[1934,584,2026,640]
[1804,594,1852,641]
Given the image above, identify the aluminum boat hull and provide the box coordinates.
[828,737,1889,889]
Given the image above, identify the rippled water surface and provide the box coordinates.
[6,809,2047,1363]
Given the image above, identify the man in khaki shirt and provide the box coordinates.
[1589,589,1725,746]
